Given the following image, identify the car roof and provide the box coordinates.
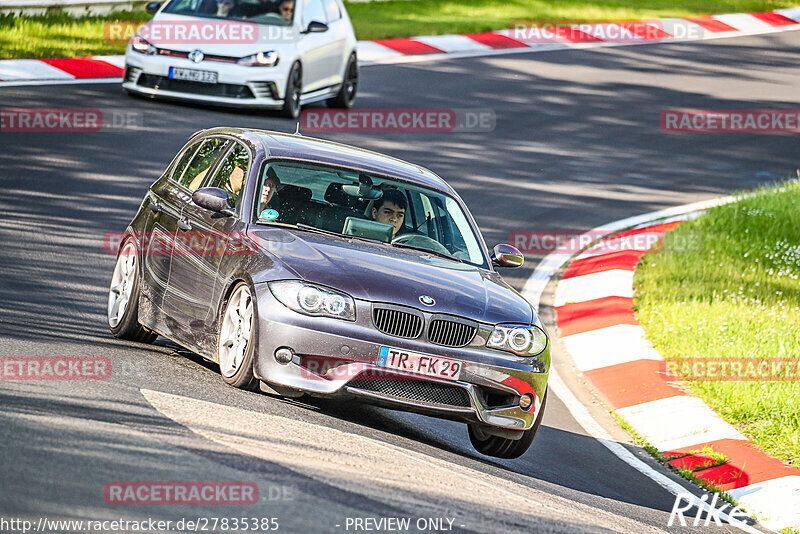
[195,127,455,193]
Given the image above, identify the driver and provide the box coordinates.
[371,189,406,238]
[278,0,294,22]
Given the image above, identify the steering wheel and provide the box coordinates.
[252,12,285,22]
[392,233,451,255]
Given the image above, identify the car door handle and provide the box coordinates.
[177,218,192,231]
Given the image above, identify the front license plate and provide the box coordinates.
[377,346,461,381]
[169,67,218,84]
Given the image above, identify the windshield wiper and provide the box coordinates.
[391,242,463,263]
[295,223,344,238]
[294,224,384,244]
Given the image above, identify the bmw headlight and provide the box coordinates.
[269,281,355,321]
[486,325,548,356]
[131,35,156,55]
[238,51,279,67]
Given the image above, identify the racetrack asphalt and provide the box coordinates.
[1,30,798,533]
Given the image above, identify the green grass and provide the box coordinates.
[0,10,150,58]
[634,179,800,468]
[612,411,738,503]
[1,0,799,58]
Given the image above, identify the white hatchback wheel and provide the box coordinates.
[218,284,254,378]
[108,242,137,328]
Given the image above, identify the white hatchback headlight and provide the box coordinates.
[131,35,156,55]
[238,51,279,67]
[269,281,355,321]
[486,325,548,356]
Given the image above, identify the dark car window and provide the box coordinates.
[207,142,250,209]
[253,160,488,268]
[177,137,230,192]
[169,141,202,182]
[162,0,292,24]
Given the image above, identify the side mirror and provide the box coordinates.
[302,21,329,34]
[192,187,234,215]
[491,244,524,268]
[145,1,162,15]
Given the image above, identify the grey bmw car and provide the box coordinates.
[108,127,550,458]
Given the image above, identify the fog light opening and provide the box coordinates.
[519,393,534,411]
[274,347,294,365]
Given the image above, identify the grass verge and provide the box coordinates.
[634,179,800,468]
[1,0,799,59]
[611,411,737,504]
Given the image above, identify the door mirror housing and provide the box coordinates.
[145,1,162,15]
[302,21,329,34]
[491,244,524,268]
[192,187,235,216]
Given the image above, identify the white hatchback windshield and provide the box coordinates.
[254,161,489,268]
[163,0,294,24]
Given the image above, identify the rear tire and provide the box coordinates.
[217,282,259,391]
[468,389,547,459]
[281,62,302,119]
[107,239,158,343]
[326,53,357,109]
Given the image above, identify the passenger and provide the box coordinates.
[215,0,237,17]
[371,189,406,238]
[260,167,281,212]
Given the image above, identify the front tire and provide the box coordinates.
[326,53,357,109]
[217,282,259,390]
[107,239,157,343]
[468,389,547,459]
[281,62,302,119]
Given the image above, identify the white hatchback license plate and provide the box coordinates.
[169,67,218,84]
[377,346,461,381]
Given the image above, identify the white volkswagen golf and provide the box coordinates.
[122,0,358,117]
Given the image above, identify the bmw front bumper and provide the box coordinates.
[252,284,550,432]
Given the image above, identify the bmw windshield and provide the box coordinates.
[253,160,490,269]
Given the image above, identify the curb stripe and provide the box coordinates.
[562,250,646,280]
[554,269,633,306]
[40,58,123,78]
[728,476,800,530]
[561,324,662,372]
[464,32,529,49]
[555,296,636,336]
[749,11,800,26]
[3,9,800,83]
[552,26,604,43]
[372,38,445,55]
[665,439,800,491]
[615,396,746,452]
[686,15,739,32]
[584,359,685,408]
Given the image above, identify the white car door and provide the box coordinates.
[297,0,341,91]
